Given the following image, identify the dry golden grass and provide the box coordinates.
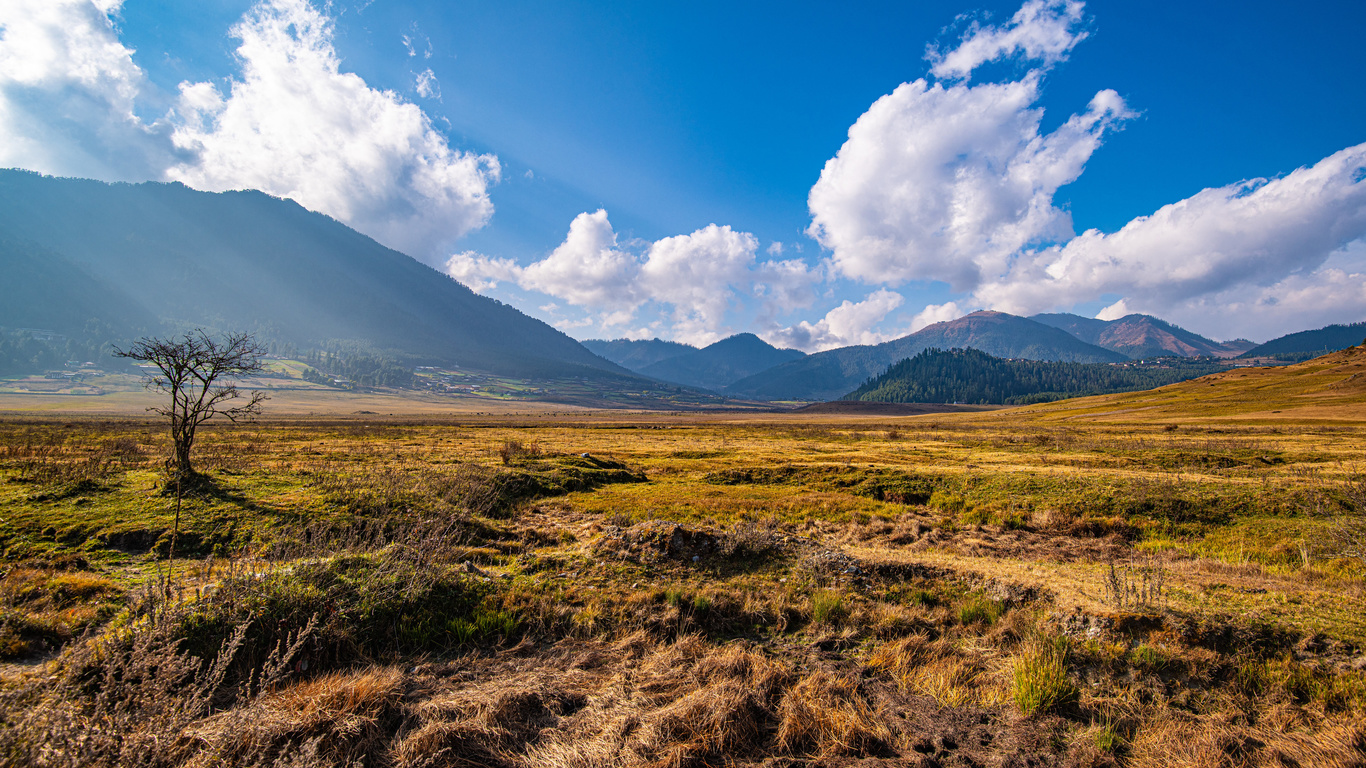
[4,351,1366,766]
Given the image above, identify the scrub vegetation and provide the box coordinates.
[1,382,1365,765]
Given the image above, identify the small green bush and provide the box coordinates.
[956,594,1003,625]
[1013,636,1077,715]
[1129,643,1169,671]
[811,591,845,625]
[1095,721,1124,753]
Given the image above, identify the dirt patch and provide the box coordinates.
[855,520,1130,564]
[594,520,720,563]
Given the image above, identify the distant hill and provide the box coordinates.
[1031,312,1251,359]
[1239,321,1366,362]
[581,338,697,372]
[1017,343,1366,423]
[637,333,805,390]
[0,170,628,379]
[848,347,1227,405]
[726,311,1125,402]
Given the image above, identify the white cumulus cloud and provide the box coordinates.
[977,145,1366,339]
[807,71,1132,291]
[927,0,1087,81]
[909,301,968,333]
[519,210,642,308]
[0,0,176,180]
[766,289,907,352]
[168,0,498,262]
[808,0,1366,344]
[447,210,821,346]
[0,0,496,262]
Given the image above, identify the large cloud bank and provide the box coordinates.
[0,0,496,261]
[802,0,1366,342]
[4,0,1364,347]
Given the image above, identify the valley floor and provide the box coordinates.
[1,405,1364,766]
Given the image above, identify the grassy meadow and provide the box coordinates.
[1,354,1365,766]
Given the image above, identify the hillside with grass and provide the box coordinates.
[1015,343,1366,423]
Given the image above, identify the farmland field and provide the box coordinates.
[1,353,1365,766]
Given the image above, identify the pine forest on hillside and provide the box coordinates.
[848,348,1229,405]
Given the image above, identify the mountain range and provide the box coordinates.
[3,171,1362,403]
[580,338,697,371]
[585,333,804,391]
[723,311,1127,402]
[1239,322,1366,361]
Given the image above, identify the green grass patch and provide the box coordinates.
[956,593,1004,626]
[1012,636,1077,715]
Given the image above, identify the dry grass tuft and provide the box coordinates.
[776,671,891,758]
[867,632,934,687]
[194,667,405,764]
[1128,715,1366,768]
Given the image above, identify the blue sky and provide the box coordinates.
[3,0,1364,347]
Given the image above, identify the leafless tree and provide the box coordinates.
[115,330,267,482]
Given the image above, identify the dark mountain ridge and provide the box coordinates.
[1240,321,1366,361]
[637,333,805,390]
[580,338,697,372]
[1030,312,1251,359]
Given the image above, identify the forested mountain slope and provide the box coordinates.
[1240,321,1366,362]
[848,347,1226,405]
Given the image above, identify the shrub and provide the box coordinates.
[1101,556,1167,609]
[719,516,784,560]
